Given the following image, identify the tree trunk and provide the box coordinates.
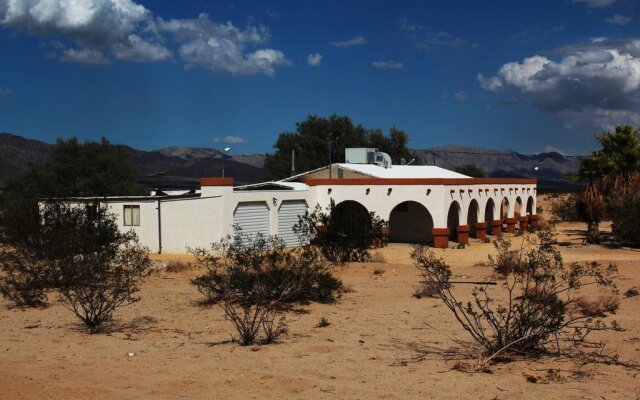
[586,221,600,244]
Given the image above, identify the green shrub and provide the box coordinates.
[610,189,640,247]
[550,194,580,221]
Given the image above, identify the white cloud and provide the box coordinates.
[0,1,288,74]
[159,14,290,75]
[331,36,366,48]
[372,60,403,69]
[573,0,615,8]
[399,18,472,50]
[307,53,322,66]
[606,14,631,26]
[60,48,109,64]
[113,34,172,62]
[0,87,12,95]
[454,90,468,101]
[479,38,640,129]
[214,135,246,144]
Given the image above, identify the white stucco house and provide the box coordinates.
[67,148,538,253]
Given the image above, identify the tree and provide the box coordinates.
[576,156,605,244]
[264,115,416,179]
[0,137,141,248]
[454,163,486,178]
[593,125,640,196]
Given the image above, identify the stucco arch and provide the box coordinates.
[332,200,372,248]
[467,199,480,238]
[484,198,496,235]
[501,197,510,220]
[526,196,535,215]
[515,196,523,217]
[389,201,433,244]
[447,201,462,240]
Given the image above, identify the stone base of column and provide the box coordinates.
[457,225,470,244]
[491,219,502,236]
[432,228,450,249]
[529,214,540,227]
[474,222,487,241]
[506,218,517,234]
[519,216,529,231]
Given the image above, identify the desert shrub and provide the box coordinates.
[0,251,49,307]
[413,280,443,299]
[293,200,388,263]
[316,316,331,328]
[487,235,522,276]
[609,189,640,247]
[412,227,619,357]
[550,194,580,221]
[624,287,639,297]
[165,260,191,273]
[190,229,342,345]
[576,294,619,317]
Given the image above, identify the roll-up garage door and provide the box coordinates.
[233,202,269,238]
[277,200,307,247]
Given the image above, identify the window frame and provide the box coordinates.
[123,205,140,226]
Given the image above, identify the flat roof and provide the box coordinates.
[335,163,471,179]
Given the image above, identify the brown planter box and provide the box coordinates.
[506,217,517,234]
[474,222,487,241]
[491,219,502,236]
[456,224,470,244]
[519,216,529,231]
[432,228,450,249]
[529,214,540,227]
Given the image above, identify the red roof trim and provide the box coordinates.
[200,177,234,186]
[305,178,536,186]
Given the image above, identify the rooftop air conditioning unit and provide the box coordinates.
[345,148,392,168]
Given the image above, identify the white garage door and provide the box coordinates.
[278,200,307,247]
[233,202,269,238]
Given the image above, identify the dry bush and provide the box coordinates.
[412,226,620,358]
[413,280,441,299]
[625,287,639,297]
[165,260,191,273]
[190,228,342,345]
[550,194,580,221]
[315,316,331,328]
[576,294,620,317]
[372,267,385,275]
[487,235,522,275]
[0,251,49,307]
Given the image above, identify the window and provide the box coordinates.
[123,205,140,226]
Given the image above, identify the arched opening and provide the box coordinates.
[501,198,510,221]
[485,199,495,235]
[515,197,523,218]
[467,199,479,238]
[526,196,534,215]
[389,201,434,244]
[447,201,461,241]
[332,200,372,248]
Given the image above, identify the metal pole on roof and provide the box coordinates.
[291,149,295,176]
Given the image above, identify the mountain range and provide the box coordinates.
[0,133,580,190]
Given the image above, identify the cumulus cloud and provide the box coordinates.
[307,53,322,66]
[606,14,631,26]
[0,1,289,75]
[331,36,366,48]
[454,90,468,101]
[372,60,403,69]
[158,14,290,75]
[214,135,246,144]
[478,38,640,129]
[399,18,472,50]
[573,0,615,8]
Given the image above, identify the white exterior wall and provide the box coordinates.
[93,180,536,254]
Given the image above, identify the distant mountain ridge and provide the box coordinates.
[0,133,580,190]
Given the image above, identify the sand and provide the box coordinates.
[1,195,639,399]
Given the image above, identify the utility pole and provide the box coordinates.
[290,149,295,176]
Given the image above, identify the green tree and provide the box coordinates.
[576,156,605,244]
[454,163,486,178]
[593,125,640,196]
[265,115,415,179]
[0,137,141,248]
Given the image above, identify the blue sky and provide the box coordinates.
[1,0,639,155]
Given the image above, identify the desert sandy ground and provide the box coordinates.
[1,195,639,399]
